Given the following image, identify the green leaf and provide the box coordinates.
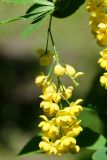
[21,13,48,38]
[23,11,49,20]
[79,109,104,133]
[1,0,37,4]
[18,135,42,156]
[53,0,86,18]
[0,17,21,25]
[1,0,54,5]
[34,0,54,6]
[26,1,54,14]
[28,6,54,14]
[92,147,107,160]
[88,135,107,150]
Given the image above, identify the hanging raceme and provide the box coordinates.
[87,0,107,89]
[35,14,84,155]
[0,0,88,156]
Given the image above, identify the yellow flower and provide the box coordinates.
[54,64,65,76]
[70,99,83,116]
[97,33,107,46]
[86,0,105,13]
[100,48,107,58]
[100,72,107,89]
[98,48,107,69]
[66,125,83,137]
[60,136,76,152]
[40,84,56,101]
[55,114,76,126]
[87,0,107,47]
[61,86,73,100]
[35,74,47,86]
[42,84,56,95]
[40,101,59,116]
[56,107,75,117]
[39,115,59,138]
[98,57,107,70]
[65,64,76,77]
[52,92,61,103]
[39,137,57,155]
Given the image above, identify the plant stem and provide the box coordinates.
[47,14,59,63]
[45,15,52,54]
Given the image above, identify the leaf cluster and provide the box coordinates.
[0,0,86,37]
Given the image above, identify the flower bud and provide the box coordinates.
[37,49,53,66]
[54,64,65,76]
[35,75,46,86]
[62,86,73,100]
[65,64,76,77]
[39,54,52,66]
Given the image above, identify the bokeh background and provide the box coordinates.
[0,1,107,160]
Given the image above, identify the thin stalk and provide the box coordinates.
[45,15,52,54]
[47,59,55,77]
[47,14,59,63]
[61,95,71,106]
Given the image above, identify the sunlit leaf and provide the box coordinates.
[1,0,54,5]
[28,6,54,14]
[87,135,107,150]
[80,109,104,133]
[0,17,21,25]
[21,14,48,38]
[92,147,107,160]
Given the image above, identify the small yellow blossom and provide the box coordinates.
[40,101,59,116]
[70,99,83,116]
[97,33,107,47]
[98,48,107,70]
[100,48,107,58]
[65,64,76,77]
[98,57,107,70]
[40,84,57,101]
[55,114,77,126]
[43,82,56,92]
[61,86,73,100]
[35,74,47,86]
[66,125,83,137]
[52,92,61,103]
[54,64,65,76]
[60,136,76,152]
[100,72,107,89]
[39,137,58,155]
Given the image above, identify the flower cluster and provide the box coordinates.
[87,0,107,89]
[35,63,84,155]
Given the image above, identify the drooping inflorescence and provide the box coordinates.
[87,0,107,89]
[35,52,84,155]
